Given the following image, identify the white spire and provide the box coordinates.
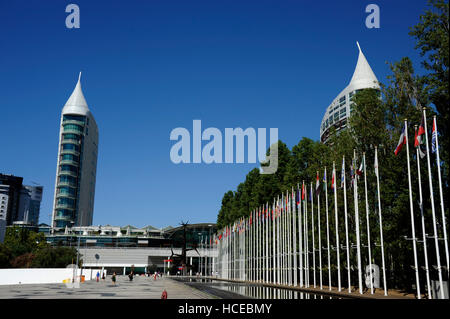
[62,72,90,115]
[349,42,379,88]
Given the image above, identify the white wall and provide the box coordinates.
[0,268,101,286]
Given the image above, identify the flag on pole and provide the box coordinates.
[415,116,425,147]
[374,149,379,178]
[356,156,364,176]
[341,157,345,188]
[331,168,335,190]
[350,158,355,188]
[395,124,406,156]
[302,182,305,200]
[432,117,437,154]
[323,169,327,192]
[316,172,320,196]
[296,186,301,205]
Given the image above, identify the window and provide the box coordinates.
[61,154,79,162]
[60,164,78,173]
[63,115,85,123]
[62,143,80,152]
[63,124,83,132]
[339,96,346,103]
[63,133,80,141]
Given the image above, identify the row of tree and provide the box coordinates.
[0,227,78,268]
[216,0,449,293]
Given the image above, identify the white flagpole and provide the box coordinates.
[311,182,316,288]
[433,115,449,279]
[363,152,374,294]
[343,156,351,293]
[266,203,269,284]
[353,150,363,294]
[374,146,388,296]
[422,110,444,299]
[404,119,421,299]
[298,184,304,288]
[273,201,276,284]
[415,126,432,298]
[325,168,332,291]
[288,192,292,286]
[305,183,309,288]
[293,187,298,288]
[333,162,341,292]
[277,198,281,284]
[317,172,323,290]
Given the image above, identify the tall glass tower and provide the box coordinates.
[52,73,98,229]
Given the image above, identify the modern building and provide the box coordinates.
[0,174,43,226]
[10,222,218,275]
[14,185,43,226]
[0,174,23,225]
[320,42,380,144]
[52,73,99,229]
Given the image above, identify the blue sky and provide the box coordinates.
[0,0,430,228]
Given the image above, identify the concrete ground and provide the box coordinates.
[0,275,216,299]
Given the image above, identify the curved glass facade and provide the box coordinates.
[54,114,86,228]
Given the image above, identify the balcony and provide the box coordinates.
[59,159,79,166]
[58,170,78,178]
[57,181,77,188]
[60,148,80,156]
[55,203,76,210]
[56,192,76,200]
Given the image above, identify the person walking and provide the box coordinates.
[112,272,117,286]
[102,270,106,281]
[128,271,134,281]
[96,271,100,282]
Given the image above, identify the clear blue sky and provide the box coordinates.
[0,0,429,228]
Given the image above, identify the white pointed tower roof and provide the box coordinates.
[62,72,91,116]
[347,41,379,90]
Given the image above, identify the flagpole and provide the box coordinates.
[433,115,449,280]
[415,125,432,298]
[305,182,309,288]
[298,184,304,288]
[363,152,374,294]
[333,162,341,292]
[422,110,444,299]
[293,187,298,288]
[273,200,276,285]
[404,119,421,299]
[317,172,323,290]
[325,168,332,291]
[343,156,351,293]
[353,150,363,294]
[311,182,316,289]
[374,146,387,296]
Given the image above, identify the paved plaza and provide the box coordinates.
[0,275,216,299]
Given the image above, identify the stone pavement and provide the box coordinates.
[0,275,216,299]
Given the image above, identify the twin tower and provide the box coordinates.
[51,73,98,229]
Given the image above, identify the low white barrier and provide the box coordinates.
[0,268,102,285]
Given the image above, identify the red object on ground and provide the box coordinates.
[161,290,168,299]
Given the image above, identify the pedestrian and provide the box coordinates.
[161,289,168,299]
[102,270,106,281]
[128,271,134,281]
[96,271,100,282]
[112,272,116,286]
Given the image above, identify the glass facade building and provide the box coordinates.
[52,73,98,229]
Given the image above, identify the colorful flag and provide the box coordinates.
[302,182,305,200]
[414,116,425,148]
[340,157,345,188]
[331,168,335,190]
[356,156,364,176]
[323,169,327,192]
[394,124,406,156]
[316,172,320,196]
[432,117,437,154]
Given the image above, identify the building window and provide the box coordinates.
[63,124,83,133]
